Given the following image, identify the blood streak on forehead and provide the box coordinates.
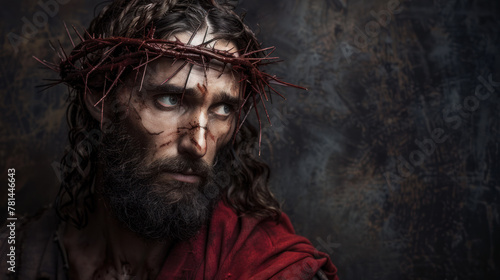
[197,84,208,95]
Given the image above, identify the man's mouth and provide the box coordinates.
[165,172,202,184]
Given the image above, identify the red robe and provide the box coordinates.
[157,200,339,279]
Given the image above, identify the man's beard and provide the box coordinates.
[98,124,224,241]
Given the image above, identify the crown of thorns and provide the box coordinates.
[35,26,305,153]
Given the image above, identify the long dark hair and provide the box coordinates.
[56,0,281,229]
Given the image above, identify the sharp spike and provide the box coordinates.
[180,64,194,105]
[139,52,149,92]
[71,25,85,42]
[58,40,69,60]
[161,61,188,85]
[33,56,58,72]
[48,41,64,62]
[188,22,203,46]
[63,22,75,47]
[252,93,262,156]
[94,66,126,106]
[132,53,162,70]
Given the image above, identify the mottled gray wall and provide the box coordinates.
[1,0,499,279]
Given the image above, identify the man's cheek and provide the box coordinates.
[213,122,235,148]
[133,106,174,136]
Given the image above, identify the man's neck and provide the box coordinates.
[62,196,173,280]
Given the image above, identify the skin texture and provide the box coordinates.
[123,43,240,183]
[62,28,241,280]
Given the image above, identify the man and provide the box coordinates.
[1,0,338,279]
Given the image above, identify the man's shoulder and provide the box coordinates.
[209,199,295,246]
[0,206,67,279]
[206,200,339,279]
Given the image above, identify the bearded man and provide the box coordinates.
[1,0,338,279]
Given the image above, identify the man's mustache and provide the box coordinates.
[135,156,213,181]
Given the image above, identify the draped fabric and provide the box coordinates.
[157,200,338,279]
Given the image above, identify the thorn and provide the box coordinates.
[139,53,148,92]
[252,93,262,156]
[48,41,63,62]
[33,56,58,72]
[161,61,188,85]
[64,22,75,48]
[218,63,226,79]
[180,64,194,105]
[94,66,126,106]
[187,22,203,46]
[72,25,84,42]
[58,40,69,60]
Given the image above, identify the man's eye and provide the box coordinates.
[157,95,179,107]
[214,104,232,117]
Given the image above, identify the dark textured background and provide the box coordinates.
[1,0,499,279]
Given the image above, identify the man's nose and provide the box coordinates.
[178,114,208,158]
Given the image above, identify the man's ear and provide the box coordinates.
[83,91,104,122]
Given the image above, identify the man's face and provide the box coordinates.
[99,30,240,241]
[120,33,240,181]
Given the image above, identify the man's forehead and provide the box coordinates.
[170,26,239,56]
[145,58,238,85]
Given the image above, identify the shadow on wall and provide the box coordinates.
[242,0,500,279]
